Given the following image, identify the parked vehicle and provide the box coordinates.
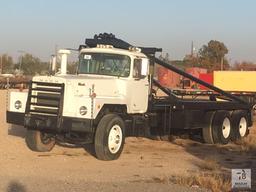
[0,74,30,89]
[214,71,256,109]
[6,33,253,160]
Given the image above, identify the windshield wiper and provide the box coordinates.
[117,62,129,78]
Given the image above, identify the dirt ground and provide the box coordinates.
[0,90,255,192]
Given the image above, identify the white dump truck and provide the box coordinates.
[6,33,253,160]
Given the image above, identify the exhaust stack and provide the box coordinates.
[50,55,57,75]
[58,49,71,75]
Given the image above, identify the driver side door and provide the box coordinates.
[129,58,150,113]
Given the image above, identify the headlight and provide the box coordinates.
[14,100,22,110]
[79,106,87,116]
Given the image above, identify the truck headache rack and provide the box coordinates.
[25,81,64,116]
[83,32,162,55]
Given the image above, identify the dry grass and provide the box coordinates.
[197,158,220,171]
[151,176,169,184]
[170,172,231,192]
[140,170,231,192]
[234,132,256,153]
[168,157,231,192]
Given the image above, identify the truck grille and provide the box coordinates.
[25,81,65,116]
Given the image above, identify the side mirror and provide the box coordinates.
[141,58,149,76]
[133,58,149,80]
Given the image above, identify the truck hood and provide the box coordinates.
[33,74,127,98]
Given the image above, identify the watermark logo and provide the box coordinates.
[232,169,251,190]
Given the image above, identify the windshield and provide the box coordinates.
[78,53,131,77]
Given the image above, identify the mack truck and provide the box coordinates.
[6,33,253,160]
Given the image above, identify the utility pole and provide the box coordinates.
[191,41,194,56]
[19,55,22,73]
[18,50,26,74]
[220,57,224,71]
[0,55,2,74]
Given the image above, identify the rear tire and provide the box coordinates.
[25,130,56,152]
[212,111,232,144]
[202,111,215,144]
[94,114,125,161]
[252,104,256,116]
[231,110,249,140]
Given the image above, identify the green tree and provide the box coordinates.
[18,54,46,75]
[0,54,14,73]
[232,61,256,71]
[67,61,78,74]
[159,53,171,63]
[199,40,229,71]
[183,54,200,67]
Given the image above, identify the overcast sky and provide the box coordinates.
[0,0,256,63]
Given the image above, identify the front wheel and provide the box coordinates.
[94,114,125,161]
[25,130,56,152]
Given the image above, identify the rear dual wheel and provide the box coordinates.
[203,111,232,144]
[211,111,232,144]
[231,110,249,140]
[203,110,249,144]
[202,112,215,144]
[203,110,231,144]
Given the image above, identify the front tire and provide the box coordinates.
[94,114,125,161]
[25,130,56,152]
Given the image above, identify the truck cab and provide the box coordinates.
[77,46,150,114]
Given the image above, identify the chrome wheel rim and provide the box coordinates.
[108,125,122,154]
[239,117,247,137]
[222,117,231,139]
